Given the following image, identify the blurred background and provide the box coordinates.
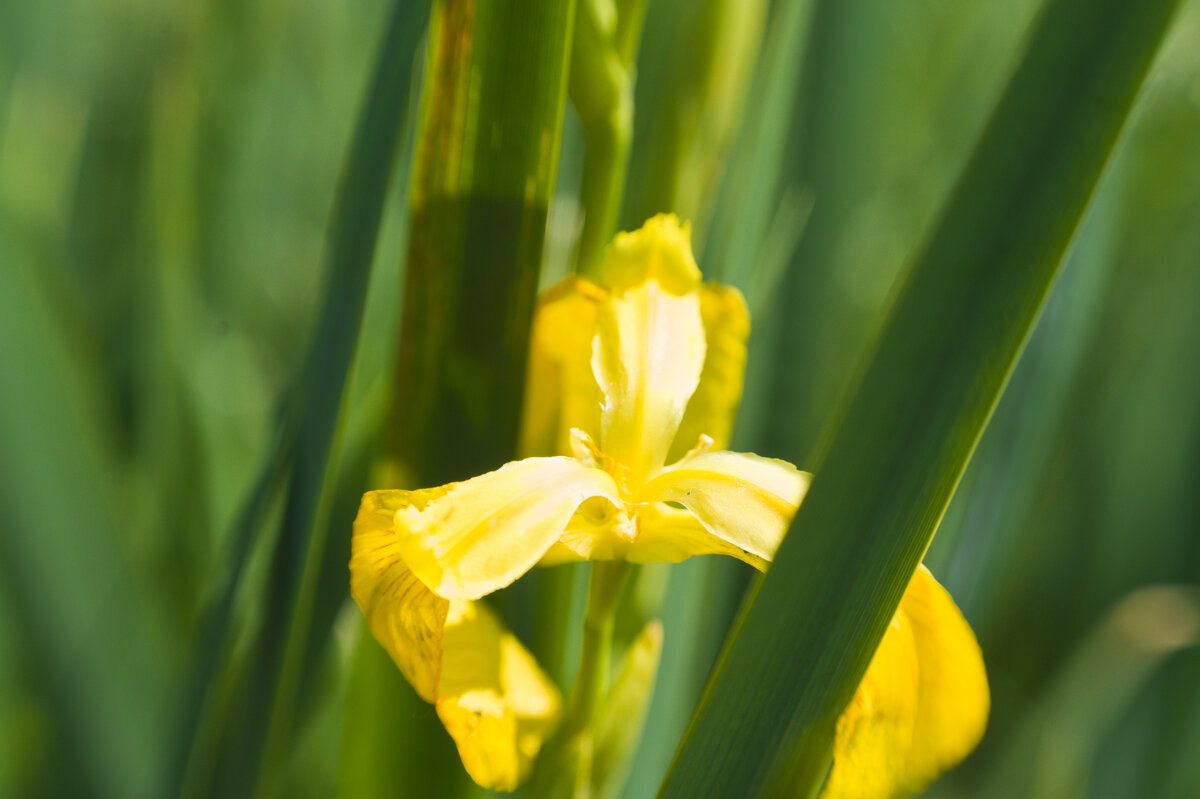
[1,0,1198,797]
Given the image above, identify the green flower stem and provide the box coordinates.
[536,563,588,689]
[564,560,635,735]
[529,561,633,797]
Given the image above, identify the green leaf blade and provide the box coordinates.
[658,0,1184,795]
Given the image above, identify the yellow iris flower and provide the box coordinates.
[350,214,988,795]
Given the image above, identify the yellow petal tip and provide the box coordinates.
[600,213,701,295]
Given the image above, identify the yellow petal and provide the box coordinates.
[518,277,606,457]
[550,496,634,563]
[667,283,751,462]
[351,493,563,792]
[437,601,562,791]
[635,450,811,566]
[537,540,588,567]
[592,224,706,478]
[389,457,622,600]
[350,490,447,701]
[820,565,989,799]
[627,502,770,571]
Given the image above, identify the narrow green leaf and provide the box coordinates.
[621,558,747,798]
[613,0,767,245]
[592,620,664,798]
[927,157,1125,612]
[338,628,464,799]
[176,2,428,793]
[659,0,1183,795]
[701,0,816,284]
[253,0,430,786]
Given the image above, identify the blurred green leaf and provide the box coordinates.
[659,0,1183,794]
[975,586,1200,799]
[926,155,1125,618]
[338,627,465,799]
[175,1,430,793]
[746,0,1042,463]
[695,0,813,277]
[0,233,171,799]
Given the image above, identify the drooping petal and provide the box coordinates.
[350,493,562,792]
[635,450,810,566]
[389,457,623,601]
[820,608,920,799]
[667,283,750,462]
[518,277,606,457]
[894,564,990,793]
[351,490,447,701]
[437,601,563,791]
[819,565,989,799]
[592,215,706,480]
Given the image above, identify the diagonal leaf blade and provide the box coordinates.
[658,0,1184,795]
[174,2,429,794]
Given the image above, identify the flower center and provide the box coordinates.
[570,428,635,494]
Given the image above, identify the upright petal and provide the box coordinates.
[592,215,706,481]
[667,283,750,462]
[635,450,810,566]
[351,494,563,792]
[819,565,989,799]
[518,277,606,457]
[389,457,623,600]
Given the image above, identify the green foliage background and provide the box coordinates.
[1,0,1198,797]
